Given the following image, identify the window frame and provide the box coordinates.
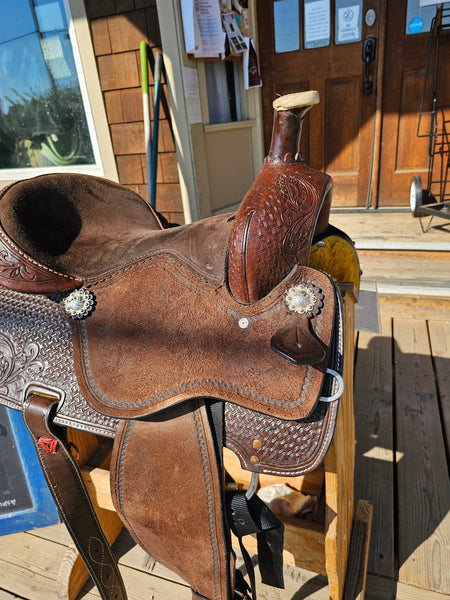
[0,0,118,187]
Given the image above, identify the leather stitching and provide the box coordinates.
[0,227,81,282]
[193,404,224,600]
[73,259,332,416]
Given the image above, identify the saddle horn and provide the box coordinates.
[228,90,332,304]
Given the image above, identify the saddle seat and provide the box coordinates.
[0,174,232,291]
[0,167,330,298]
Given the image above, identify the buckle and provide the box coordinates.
[319,368,345,402]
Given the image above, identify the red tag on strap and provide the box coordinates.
[38,437,58,453]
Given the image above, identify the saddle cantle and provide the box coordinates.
[0,91,352,600]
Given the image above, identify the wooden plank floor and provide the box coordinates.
[330,210,450,298]
[354,307,450,599]
[0,300,448,599]
[330,210,450,251]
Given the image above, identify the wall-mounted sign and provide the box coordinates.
[180,0,225,56]
[182,66,202,124]
[408,16,424,33]
[304,0,330,49]
[243,37,262,89]
[222,12,247,53]
[336,4,362,44]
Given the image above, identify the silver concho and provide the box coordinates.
[61,288,95,319]
[285,284,317,315]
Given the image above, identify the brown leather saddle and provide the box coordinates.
[0,92,346,600]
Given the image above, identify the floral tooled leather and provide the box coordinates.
[0,228,82,294]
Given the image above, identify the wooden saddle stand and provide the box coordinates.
[0,92,371,600]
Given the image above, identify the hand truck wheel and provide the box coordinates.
[410,175,423,217]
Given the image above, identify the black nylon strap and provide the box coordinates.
[226,491,285,594]
[23,391,127,600]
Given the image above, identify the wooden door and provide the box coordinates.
[257,0,382,207]
[378,2,450,205]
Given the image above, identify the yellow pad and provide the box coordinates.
[309,235,361,291]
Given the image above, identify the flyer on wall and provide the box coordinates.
[180,0,225,56]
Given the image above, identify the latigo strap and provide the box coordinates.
[22,391,127,600]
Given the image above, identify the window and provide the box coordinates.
[276,0,347,53]
[0,0,103,180]
[204,61,245,124]
[274,0,300,54]
[405,0,450,35]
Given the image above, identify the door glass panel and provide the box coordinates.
[0,0,97,172]
[405,0,450,35]
[335,0,362,44]
[274,0,300,53]
[204,61,243,124]
[304,0,330,49]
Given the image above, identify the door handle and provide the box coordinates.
[362,37,376,95]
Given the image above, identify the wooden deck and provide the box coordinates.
[331,209,450,298]
[0,211,449,599]
[354,306,450,599]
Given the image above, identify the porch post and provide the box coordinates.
[155,0,200,223]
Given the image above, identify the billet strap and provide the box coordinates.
[22,391,127,600]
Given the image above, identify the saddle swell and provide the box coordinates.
[0,91,352,600]
[228,90,332,304]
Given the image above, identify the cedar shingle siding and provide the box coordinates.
[85,0,184,224]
